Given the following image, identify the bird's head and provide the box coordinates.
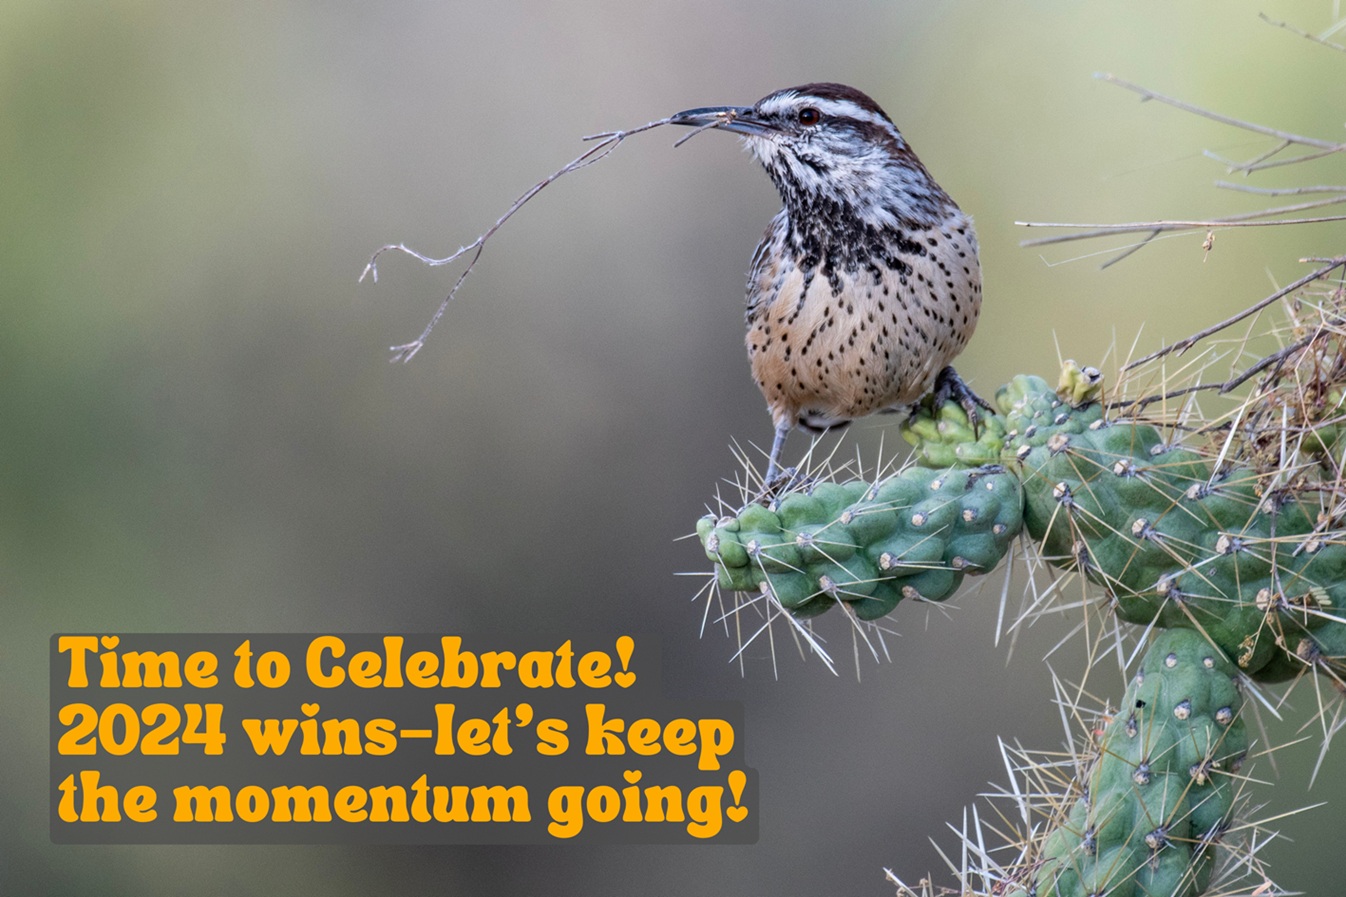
[671,82,956,230]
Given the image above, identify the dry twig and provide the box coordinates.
[1259,11,1346,54]
[1016,74,1346,270]
[1096,73,1345,153]
[362,116,700,363]
[1125,256,1346,369]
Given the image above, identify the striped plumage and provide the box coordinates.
[672,83,982,483]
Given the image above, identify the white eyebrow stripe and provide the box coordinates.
[758,94,902,142]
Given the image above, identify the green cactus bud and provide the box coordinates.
[901,398,1008,468]
[1056,358,1105,406]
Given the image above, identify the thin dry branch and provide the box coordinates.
[1018,195,1346,248]
[1216,144,1346,175]
[1124,255,1346,369]
[1095,73,1346,152]
[1022,215,1346,247]
[1216,182,1346,197]
[1260,11,1346,54]
[1017,75,1346,269]
[361,116,681,362]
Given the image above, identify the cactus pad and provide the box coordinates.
[1006,629,1247,897]
[697,464,1023,621]
[1002,374,1346,682]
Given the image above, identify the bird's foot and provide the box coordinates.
[932,366,994,436]
[753,466,808,506]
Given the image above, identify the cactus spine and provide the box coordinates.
[697,362,1346,896]
[1003,628,1248,897]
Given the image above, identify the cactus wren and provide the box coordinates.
[671,83,983,484]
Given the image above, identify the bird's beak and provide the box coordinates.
[668,105,777,137]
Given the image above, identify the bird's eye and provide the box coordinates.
[797,107,821,126]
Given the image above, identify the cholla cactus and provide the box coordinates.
[692,27,1346,893]
[1003,370,1346,684]
[1002,628,1248,897]
[697,461,1021,623]
[694,299,1346,895]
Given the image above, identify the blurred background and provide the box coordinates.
[6,1,1345,893]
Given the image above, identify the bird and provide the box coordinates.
[669,83,984,487]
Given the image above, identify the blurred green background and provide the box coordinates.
[6,1,1345,894]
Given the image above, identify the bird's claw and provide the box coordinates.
[932,366,993,436]
[754,466,804,506]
